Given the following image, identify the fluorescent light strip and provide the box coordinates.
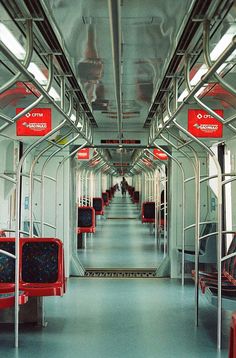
[70,114,76,122]
[178,25,236,102]
[0,23,25,59]
[0,22,60,101]
[70,113,83,128]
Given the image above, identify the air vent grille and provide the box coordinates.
[83,269,157,278]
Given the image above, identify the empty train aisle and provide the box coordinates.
[77,194,163,269]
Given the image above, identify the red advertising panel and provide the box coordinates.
[77,148,90,160]
[16,108,52,136]
[188,109,223,137]
[153,149,168,160]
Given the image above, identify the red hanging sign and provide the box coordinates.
[16,108,52,136]
[77,148,90,160]
[188,109,223,137]
[153,149,168,160]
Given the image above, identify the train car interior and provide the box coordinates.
[1,0,236,356]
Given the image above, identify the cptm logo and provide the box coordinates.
[25,112,44,118]
[196,113,215,120]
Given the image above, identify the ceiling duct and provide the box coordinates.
[108,0,122,141]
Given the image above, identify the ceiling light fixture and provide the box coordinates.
[0,22,60,101]
[178,25,236,102]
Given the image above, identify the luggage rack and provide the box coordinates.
[83,268,157,278]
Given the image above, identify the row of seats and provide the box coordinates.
[0,237,66,309]
[133,195,235,352]
[77,185,118,234]
[192,234,236,299]
[178,221,236,354]
[127,186,139,203]
[191,233,236,354]
[141,201,165,228]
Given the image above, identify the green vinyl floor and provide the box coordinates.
[77,194,163,269]
[0,193,231,357]
[0,278,230,357]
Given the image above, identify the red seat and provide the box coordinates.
[132,191,139,204]
[102,192,109,206]
[77,226,95,234]
[0,291,28,309]
[141,202,155,223]
[0,238,66,297]
[77,206,96,233]
[93,197,104,215]
[229,313,236,358]
[106,190,112,200]
[20,238,65,297]
[192,234,236,294]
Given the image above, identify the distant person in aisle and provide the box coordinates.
[120,177,128,196]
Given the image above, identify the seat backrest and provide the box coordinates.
[0,241,15,283]
[0,238,64,286]
[102,192,109,204]
[93,197,104,212]
[78,206,95,228]
[106,190,111,199]
[142,202,155,219]
[199,222,217,251]
[21,240,59,283]
[225,234,236,275]
[133,191,139,201]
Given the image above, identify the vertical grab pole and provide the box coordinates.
[85,169,88,205]
[153,167,158,243]
[164,72,199,287]
[90,171,94,206]
[41,133,79,236]
[169,131,200,324]
[142,156,163,246]
[163,173,167,257]
[150,145,185,281]
[161,130,197,284]
[29,147,50,237]
[55,142,88,268]
[173,120,222,342]
[194,151,200,326]
[183,50,223,348]
[30,161,56,235]
[29,131,73,237]
[182,54,200,326]
[14,119,67,347]
[215,157,223,351]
